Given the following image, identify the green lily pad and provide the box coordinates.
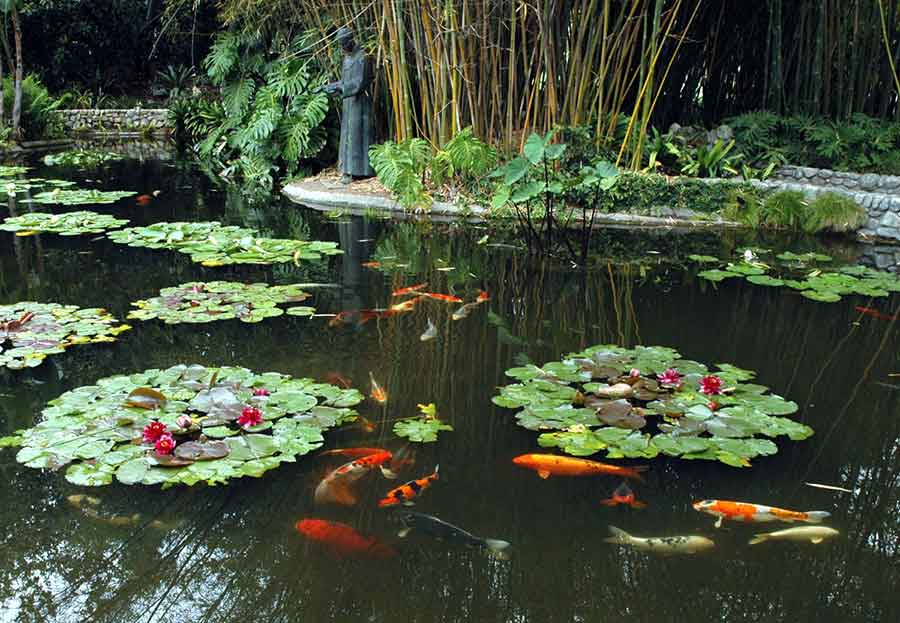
[1,364,364,487]
[0,302,130,370]
[393,417,453,443]
[697,269,739,282]
[495,344,813,467]
[31,189,136,205]
[42,149,124,168]
[0,211,129,236]
[128,281,315,325]
[107,221,342,266]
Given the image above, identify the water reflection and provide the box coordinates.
[0,155,897,623]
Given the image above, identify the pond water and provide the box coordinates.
[1,149,897,623]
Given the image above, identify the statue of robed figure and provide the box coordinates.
[324,27,375,184]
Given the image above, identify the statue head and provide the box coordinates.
[336,27,355,52]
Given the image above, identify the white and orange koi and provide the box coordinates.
[692,499,831,528]
[314,451,397,506]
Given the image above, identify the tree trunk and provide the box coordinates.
[10,1,22,139]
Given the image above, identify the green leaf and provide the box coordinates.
[523,133,546,164]
[393,418,453,443]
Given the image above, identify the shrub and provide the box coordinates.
[1,75,64,140]
[803,192,868,233]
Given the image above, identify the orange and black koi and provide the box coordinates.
[599,481,647,509]
[378,465,439,507]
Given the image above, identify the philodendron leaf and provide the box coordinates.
[495,344,811,467]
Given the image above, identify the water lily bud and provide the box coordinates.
[707,401,719,411]
[252,388,271,397]
[175,415,192,429]
[629,368,641,378]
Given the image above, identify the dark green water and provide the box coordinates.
[1,151,898,623]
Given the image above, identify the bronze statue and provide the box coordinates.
[325,27,375,184]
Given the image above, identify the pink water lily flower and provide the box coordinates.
[658,368,682,387]
[629,368,641,378]
[252,388,271,397]
[238,406,263,428]
[154,433,176,456]
[699,375,723,395]
[142,421,168,444]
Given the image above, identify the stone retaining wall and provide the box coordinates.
[58,109,171,134]
[773,165,900,194]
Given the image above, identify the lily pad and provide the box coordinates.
[494,344,813,467]
[128,281,315,325]
[42,149,124,168]
[393,417,453,443]
[31,189,136,205]
[0,211,129,236]
[1,364,364,487]
[0,302,130,370]
[107,221,342,266]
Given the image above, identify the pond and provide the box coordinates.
[1,148,897,623]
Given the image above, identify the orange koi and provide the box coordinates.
[378,465,439,507]
[421,292,464,303]
[855,306,899,321]
[389,297,421,314]
[692,499,831,528]
[512,453,648,481]
[319,447,388,459]
[392,282,428,297]
[314,451,396,506]
[476,290,490,303]
[599,482,647,509]
[361,261,381,268]
[369,372,388,403]
[135,194,153,206]
[296,519,397,559]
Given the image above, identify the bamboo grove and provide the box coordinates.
[173,1,900,154]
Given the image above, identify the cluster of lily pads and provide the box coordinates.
[31,189,137,206]
[107,221,343,266]
[691,249,900,302]
[128,281,316,324]
[0,211,129,236]
[43,149,124,168]
[0,364,364,487]
[392,403,453,443]
[0,302,130,370]
[493,345,812,467]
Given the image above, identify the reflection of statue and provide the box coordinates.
[325,27,375,184]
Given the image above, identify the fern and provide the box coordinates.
[431,127,498,186]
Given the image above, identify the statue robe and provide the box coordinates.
[338,49,375,177]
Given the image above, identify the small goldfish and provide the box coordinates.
[314,451,396,506]
[422,292,464,303]
[355,415,377,433]
[420,318,437,341]
[604,526,715,555]
[512,453,648,481]
[361,261,381,268]
[393,282,428,297]
[135,194,153,206]
[296,519,397,559]
[370,372,388,403]
[855,305,899,321]
[378,465,439,507]
[748,526,839,545]
[692,499,831,528]
[319,447,388,459]
[476,290,490,303]
[599,482,647,509]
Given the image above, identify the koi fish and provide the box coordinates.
[378,465,439,507]
[135,194,153,206]
[389,297,421,314]
[604,526,715,555]
[324,372,352,389]
[420,318,437,341]
[476,290,490,303]
[370,372,388,403]
[692,499,831,528]
[296,519,397,559]
[512,453,648,481]
[748,526,839,545]
[354,415,377,433]
[314,451,397,506]
[393,511,512,560]
[599,482,647,509]
[421,292,464,303]
[855,306,899,321]
[361,261,381,268]
[451,302,479,321]
[318,447,389,459]
[804,482,852,493]
[393,282,428,297]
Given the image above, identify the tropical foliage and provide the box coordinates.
[493,345,812,467]
[722,189,867,234]
[0,302,130,370]
[128,282,316,324]
[0,364,364,487]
